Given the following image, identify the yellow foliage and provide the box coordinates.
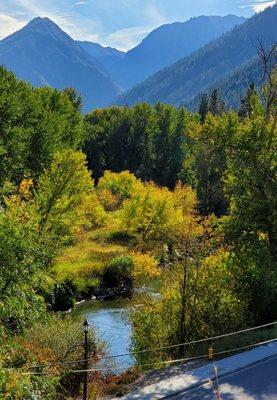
[131,252,160,283]
[18,178,33,200]
[82,191,108,228]
[172,182,199,238]
[54,231,127,282]
[96,187,118,211]
[97,170,144,210]
[121,181,197,241]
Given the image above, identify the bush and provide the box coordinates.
[107,230,136,244]
[51,280,76,311]
[131,252,160,284]
[1,314,104,399]
[102,255,134,289]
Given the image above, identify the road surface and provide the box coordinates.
[166,355,277,399]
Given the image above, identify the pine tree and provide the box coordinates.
[238,83,257,119]
[210,89,220,116]
[209,89,225,116]
[198,93,209,123]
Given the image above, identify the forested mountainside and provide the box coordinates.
[118,5,277,107]
[0,17,120,112]
[110,14,245,90]
[187,56,265,110]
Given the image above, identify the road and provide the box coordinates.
[165,355,277,400]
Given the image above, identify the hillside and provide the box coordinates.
[0,17,121,112]
[118,5,277,107]
[187,56,265,110]
[111,14,245,90]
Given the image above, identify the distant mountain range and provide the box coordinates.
[0,17,121,112]
[119,4,277,108]
[0,5,276,112]
[110,14,246,90]
[77,41,125,70]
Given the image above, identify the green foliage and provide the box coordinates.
[193,113,236,215]
[85,104,196,189]
[0,200,48,334]
[209,89,225,116]
[131,247,247,365]
[0,67,83,186]
[36,149,92,243]
[223,114,277,261]
[238,83,258,119]
[198,93,209,123]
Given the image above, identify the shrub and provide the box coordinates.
[102,255,134,289]
[131,252,160,284]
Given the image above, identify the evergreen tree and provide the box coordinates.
[198,93,209,123]
[238,83,257,119]
[210,89,220,115]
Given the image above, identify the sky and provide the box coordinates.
[0,0,276,51]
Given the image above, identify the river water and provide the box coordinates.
[75,298,135,372]
[75,284,161,372]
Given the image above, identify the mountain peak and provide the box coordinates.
[27,16,56,27]
[0,16,120,112]
[24,16,66,38]
[28,16,51,23]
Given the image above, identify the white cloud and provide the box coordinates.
[252,0,276,12]
[100,25,157,51]
[0,14,26,39]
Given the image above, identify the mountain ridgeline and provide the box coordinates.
[0,5,276,112]
[109,14,246,90]
[118,4,277,108]
[0,17,121,112]
[77,41,125,70]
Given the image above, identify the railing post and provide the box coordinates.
[83,318,90,400]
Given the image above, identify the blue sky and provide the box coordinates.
[0,0,275,50]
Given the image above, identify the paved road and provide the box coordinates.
[166,355,277,400]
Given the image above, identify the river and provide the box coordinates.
[75,284,161,373]
[75,298,135,372]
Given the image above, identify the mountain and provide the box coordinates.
[187,56,265,111]
[77,41,125,70]
[111,14,246,90]
[118,5,277,108]
[0,17,121,112]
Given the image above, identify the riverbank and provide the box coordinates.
[50,221,162,312]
